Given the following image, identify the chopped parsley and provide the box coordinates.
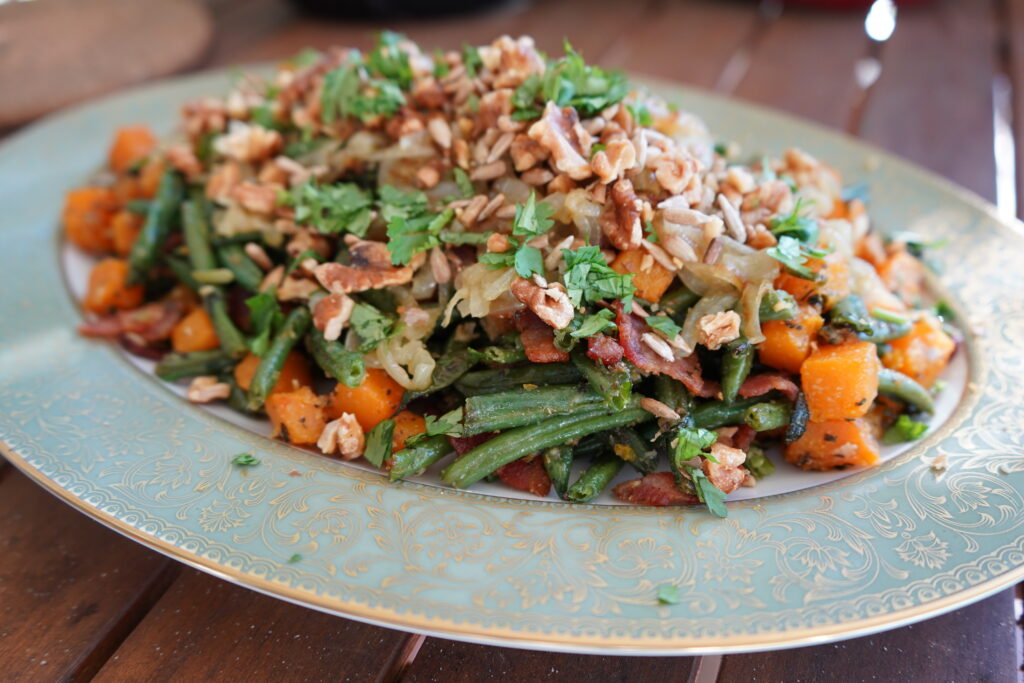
[671,426,717,465]
[232,453,260,467]
[513,191,555,238]
[432,48,450,78]
[246,291,284,357]
[766,235,828,280]
[286,47,322,69]
[453,167,475,198]
[282,181,373,237]
[366,31,413,90]
[480,193,554,278]
[320,63,405,124]
[934,299,956,322]
[380,186,455,265]
[657,584,681,605]
[363,419,396,467]
[647,315,682,340]
[511,41,629,119]
[688,466,728,518]
[769,198,818,244]
[285,248,323,276]
[462,44,483,77]
[627,103,653,127]
[349,302,395,352]
[569,308,617,339]
[883,414,929,444]
[644,219,658,243]
[513,245,545,278]
[407,410,463,447]
[562,245,635,309]
[589,143,607,158]
[668,426,727,517]
[287,553,303,564]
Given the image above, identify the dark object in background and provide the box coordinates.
[785,0,933,8]
[290,0,512,19]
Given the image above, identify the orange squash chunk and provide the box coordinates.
[801,341,880,421]
[391,410,426,452]
[171,307,220,353]
[64,187,118,252]
[882,314,955,388]
[108,125,157,174]
[233,351,312,395]
[610,249,674,302]
[265,386,326,445]
[878,247,926,305]
[758,305,823,374]
[110,210,143,256]
[775,251,850,309]
[83,258,144,313]
[138,158,165,198]
[325,368,404,432]
[785,418,880,470]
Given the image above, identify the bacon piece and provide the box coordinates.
[78,301,183,343]
[614,472,698,506]
[515,310,569,363]
[738,372,800,402]
[732,424,756,452]
[448,432,497,455]
[496,456,551,497]
[614,302,718,397]
[586,333,624,365]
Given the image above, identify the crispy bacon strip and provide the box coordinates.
[614,302,718,397]
[586,333,624,365]
[448,431,497,455]
[515,310,569,363]
[496,456,551,497]
[738,373,800,402]
[78,301,183,343]
[613,472,698,506]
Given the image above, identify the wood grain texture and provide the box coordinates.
[717,590,1018,683]
[92,568,413,683]
[0,0,213,128]
[0,469,177,682]
[858,0,998,200]
[401,638,696,682]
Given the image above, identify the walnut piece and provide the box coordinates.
[696,310,741,350]
[510,277,574,330]
[166,144,203,180]
[654,150,701,198]
[590,138,637,184]
[205,161,242,202]
[313,292,354,341]
[599,179,643,251]
[186,376,231,404]
[509,134,548,172]
[313,237,414,294]
[230,181,279,215]
[527,101,593,180]
[214,121,283,163]
[317,414,365,460]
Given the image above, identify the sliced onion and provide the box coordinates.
[718,236,780,284]
[681,262,743,296]
[494,176,531,204]
[681,292,739,351]
[377,335,435,391]
[819,218,855,258]
[740,279,772,345]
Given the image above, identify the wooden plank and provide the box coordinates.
[92,567,413,683]
[732,6,869,129]
[0,468,177,682]
[858,0,998,200]
[402,639,696,682]
[717,590,1018,682]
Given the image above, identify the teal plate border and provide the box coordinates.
[2,68,1023,654]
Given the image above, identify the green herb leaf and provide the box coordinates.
[462,44,483,77]
[562,245,636,309]
[287,553,303,563]
[769,198,818,244]
[407,409,464,448]
[232,453,260,467]
[589,143,607,158]
[320,63,405,124]
[671,426,717,467]
[766,235,818,280]
[569,308,616,338]
[512,245,544,278]
[512,192,555,239]
[883,414,929,444]
[687,466,728,517]
[366,31,413,89]
[647,315,682,340]
[538,41,629,117]
[363,419,396,467]
[656,584,681,605]
[282,180,374,236]
[627,103,653,127]
[644,219,658,243]
[743,445,775,480]
[246,291,285,357]
[479,250,517,269]
[349,302,395,352]
[453,167,475,198]
[285,248,323,276]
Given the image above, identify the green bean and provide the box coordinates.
[571,349,631,410]
[403,344,474,403]
[785,391,809,443]
[306,330,366,388]
[127,169,184,285]
[759,288,797,321]
[210,231,265,247]
[438,229,490,245]
[743,401,792,432]
[224,375,258,415]
[654,374,694,417]
[878,368,935,414]
[163,254,200,291]
[688,396,765,429]
[388,434,453,481]
[468,344,526,365]
[721,338,753,403]
[744,444,775,479]
[155,349,234,381]
[608,427,658,474]
[462,385,603,436]
[441,406,650,489]
[217,243,264,291]
[572,433,607,461]
[542,446,574,498]
[363,419,396,467]
[658,286,700,318]
[182,194,217,271]
[564,452,624,503]
[454,363,581,396]
[828,294,913,343]
[203,286,249,358]
[246,307,312,410]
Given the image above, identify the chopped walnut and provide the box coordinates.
[756,179,794,214]
[547,173,576,195]
[599,179,643,251]
[527,101,593,180]
[724,166,756,194]
[703,442,748,494]
[486,35,545,89]
[277,274,320,301]
[709,441,747,468]
[205,161,242,202]
[654,151,701,198]
[313,292,354,341]
[318,414,365,460]
[590,138,637,184]
[166,144,203,180]
[412,77,446,109]
[230,181,279,215]
[416,165,441,188]
[510,277,574,330]
[285,229,331,259]
[214,121,283,163]
[509,134,548,172]
[186,376,231,404]
[182,97,227,141]
[696,310,741,350]
[314,237,414,294]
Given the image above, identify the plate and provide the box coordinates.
[3,67,1023,654]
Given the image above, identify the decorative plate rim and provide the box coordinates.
[2,66,1023,655]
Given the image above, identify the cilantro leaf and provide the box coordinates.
[657,584,681,605]
[769,198,818,244]
[766,235,818,280]
[366,31,413,89]
[320,63,405,124]
[628,103,653,127]
[462,44,483,77]
[647,315,681,340]
[232,453,260,467]
[407,410,464,447]
[283,181,374,236]
[671,426,717,467]
[512,192,555,238]
[511,73,543,120]
[882,414,929,444]
[479,250,517,269]
[687,466,728,517]
[569,308,616,338]
[562,245,635,309]
[349,302,395,352]
[379,186,454,265]
[644,219,658,243]
[287,553,302,564]
[453,167,475,198]
[363,419,395,467]
[246,291,285,357]
[513,244,545,278]
[540,41,629,117]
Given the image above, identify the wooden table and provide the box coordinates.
[2,0,1022,680]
